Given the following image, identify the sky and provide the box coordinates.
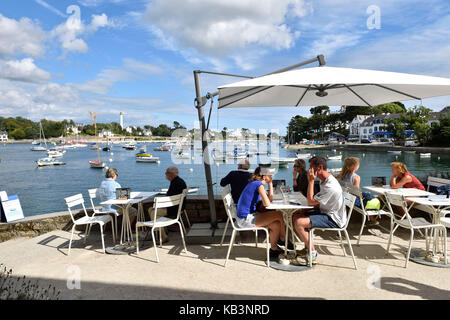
[0,0,450,135]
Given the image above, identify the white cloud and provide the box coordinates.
[307,33,361,57]
[73,58,164,94]
[142,0,310,57]
[0,58,51,83]
[0,14,46,57]
[34,0,67,18]
[51,12,115,56]
[78,0,128,7]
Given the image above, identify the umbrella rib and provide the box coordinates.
[218,86,274,109]
[295,85,311,106]
[371,84,421,100]
[344,84,373,107]
[218,86,264,101]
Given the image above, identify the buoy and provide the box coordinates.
[189,168,194,172]
[109,159,113,162]
[438,156,440,160]
[111,152,114,156]
[157,161,160,164]
[191,156,195,160]
[105,166,109,170]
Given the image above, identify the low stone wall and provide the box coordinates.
[0,195,226,242]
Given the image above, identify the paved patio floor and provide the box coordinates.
[1,221,449,300]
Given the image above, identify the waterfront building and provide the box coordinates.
[143,129,153,136]
[359,113,400,141]
[99,129,114,138]
[0,131,8,142]
[348,115,370,141]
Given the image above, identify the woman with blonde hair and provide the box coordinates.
[237,167,292,260]
[338,157,361,188]
[390,162,425,190]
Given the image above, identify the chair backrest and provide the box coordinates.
[88,188,98,211]
[384,192,413,224]
[153,189,188,221]
[64,193,88,223]
[345,184,366,214]
[426,176,450,191]
[221,187,238,229]
[342,192,356,229]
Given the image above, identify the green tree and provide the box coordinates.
[10,128,26,140]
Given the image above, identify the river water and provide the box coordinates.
[0,142,449,217]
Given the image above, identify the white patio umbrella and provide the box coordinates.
[217,66,450,109]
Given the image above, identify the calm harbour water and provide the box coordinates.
[0,142,449,217]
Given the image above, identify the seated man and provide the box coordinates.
[98,168,137,225]
[293,156,347,265]
[220,159,251,204]
[148,166,187,242]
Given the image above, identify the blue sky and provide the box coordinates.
[0,0,449,134]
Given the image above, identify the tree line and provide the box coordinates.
[286,103,450,146]
[0,117,187,140]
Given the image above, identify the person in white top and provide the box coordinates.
[293,156,346,265]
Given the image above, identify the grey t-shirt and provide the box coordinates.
[314,175,346,228]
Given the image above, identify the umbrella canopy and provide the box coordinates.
[218,66,450,109]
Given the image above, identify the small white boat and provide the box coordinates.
[327,155,342,161]
[296,153,311,159]
[419,153,431,158]
[47,150,65,158]
[387,150,402,155]
[31,145,47,151]
[37,157,66,167]
[404,150,416,154]
[136,157,160,163]
[175,151,191,159]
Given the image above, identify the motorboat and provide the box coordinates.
[89,161,106,169]
[37,157,66,167]
[419,153,431,158]
[387,150,402,155]
[154,145,171,151]
[47,150,65,158]
[102,146,111,152]
[327,155,343,161]
[296,153,311,159]
[136,152,159,163]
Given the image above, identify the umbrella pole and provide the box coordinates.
[194,70,218,230]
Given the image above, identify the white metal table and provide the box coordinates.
[407,197,449,266]
[266,194,313,257]
[363,185,435,198]
[101,192,158,245]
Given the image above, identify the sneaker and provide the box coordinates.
[296,251,318,266]
[367,220,379,226]
[269,248,282,260]
[277,238,295,250]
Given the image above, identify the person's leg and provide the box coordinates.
[293,213,314,251]
[255,211,285,247]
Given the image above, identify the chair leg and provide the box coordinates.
[114,215,118,243]
[344,230,358,270]
[85,224,90,244]
[308,230,313,268]
[178,222,187,253]
[357,215,366,246]
[151,228,160,263]
[180,219,187,235]
[136,224,140,254]
[425,228,430,253]
[184,210,191,228]
[224,229,236,267]
[255,230,258,248]
[338,230,347,256]
[111,218,116,244]
[100,225,106,254]
[405,229,414,268]
[386,222,397,254]
[68,225,76,255]
[443,227,448,265]
[220,218,230,247]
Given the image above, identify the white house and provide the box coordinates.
[99,129,114,138]
[348,115,370,139]
[66,125,79,135]
[0,131,8,142]
[359,114,400,141]
[125,126,136,134]
[227,129,243,139]
[143,129,153,136]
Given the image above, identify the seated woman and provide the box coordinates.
[338,157,379,226]
[390,162,425,190]
[237,167,291,259]
[293,159,308,197]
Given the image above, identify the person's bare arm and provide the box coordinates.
[258,185,272,207]
[353,175,361,188]
[391,174,412,189]
[307,168,320,207]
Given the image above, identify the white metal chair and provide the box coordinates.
[221,188,270,268]
[64,193,114,255]
[88,188,118,242]
[385,192,447,268]
[415,176,450,218]
[343,184,393,245]
[135,189,188,262]
[308,192,358,269]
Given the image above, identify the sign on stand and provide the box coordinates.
[0,191,25,223]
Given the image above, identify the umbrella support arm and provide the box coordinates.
[192,54,326,230]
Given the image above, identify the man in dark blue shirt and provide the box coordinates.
[220,160,251,204]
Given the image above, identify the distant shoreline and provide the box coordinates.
[285,143,450,154]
